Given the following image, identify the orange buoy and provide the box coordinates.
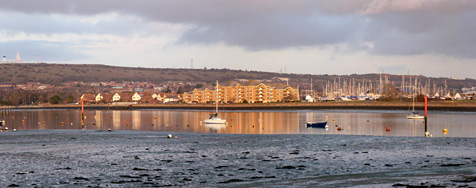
[127,124,130,126]
[61,122,64,126]
[43,121,46,125]
[66,119,69,122]
[386,127,390,132]
[123,120,126,124]
[337,127,342,131]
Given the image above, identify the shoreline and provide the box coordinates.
[3,101,476,112]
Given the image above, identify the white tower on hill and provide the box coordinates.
[1,56,6,63]
[15,52,24,63]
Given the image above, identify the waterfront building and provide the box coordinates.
[462,91,475,100]
[80,94,96,104]
[132,93,141,102]
[1,56,6,63]
[112,93,121,102]
[154,93,182,103]
[183,81,299,104]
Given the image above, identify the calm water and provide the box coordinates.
[1,109,475,138]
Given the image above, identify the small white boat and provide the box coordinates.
[407,88,425,119]
[204,80,227,124]
[407,112,425,119]
[204,113,227,124]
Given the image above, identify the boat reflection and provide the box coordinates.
[204,123,226,131]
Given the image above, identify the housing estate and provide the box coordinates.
[182,81,299,104]
[79,92,181,104]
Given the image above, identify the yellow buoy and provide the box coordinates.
[443,129,448,134]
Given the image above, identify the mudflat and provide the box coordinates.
[0,130,475,187]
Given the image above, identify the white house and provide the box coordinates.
[112,93,121,102]
[152,93,158,100]
[454,93,462,100]
[95,93,104,102]
[132,93,141,102]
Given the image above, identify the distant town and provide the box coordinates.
[0,77,474,106]
[0,56,474,106]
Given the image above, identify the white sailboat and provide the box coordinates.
[407,93,424,119]
[204,81,227,124]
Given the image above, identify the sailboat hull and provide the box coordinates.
[305,122,328,128]
[204,118,227,124]
[407,115,424,119]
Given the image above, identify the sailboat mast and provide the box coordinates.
[216,80,219,113]
[310,78,313,98]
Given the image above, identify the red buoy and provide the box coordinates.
[386,127,390,131]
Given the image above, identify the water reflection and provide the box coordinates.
[1,109,475,138]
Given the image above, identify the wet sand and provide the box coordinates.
[0,130,475,187]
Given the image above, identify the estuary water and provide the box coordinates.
[1,109,475,138]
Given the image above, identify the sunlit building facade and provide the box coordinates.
[183,81,299,103]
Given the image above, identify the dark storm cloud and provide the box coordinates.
[1,0,475,58]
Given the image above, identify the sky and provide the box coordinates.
[0,0,475,79]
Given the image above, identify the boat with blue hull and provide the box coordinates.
[305,121,328,128]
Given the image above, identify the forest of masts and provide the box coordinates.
[309,74,451,98]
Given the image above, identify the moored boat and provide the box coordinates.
[204,113,227,124]
[407,112,424,119]
[305,121,328,128]
[204,81,227,124]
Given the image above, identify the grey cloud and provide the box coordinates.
[180,14,365,50]
[1,0,475,58]
[365,10,476,58]
[0,11,149,35]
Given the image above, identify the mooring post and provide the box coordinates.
[81,100,85,130]
[424,96,428,137]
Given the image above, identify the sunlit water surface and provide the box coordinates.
[1,109,475,138]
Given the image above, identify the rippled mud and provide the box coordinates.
[0,130,475,187]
